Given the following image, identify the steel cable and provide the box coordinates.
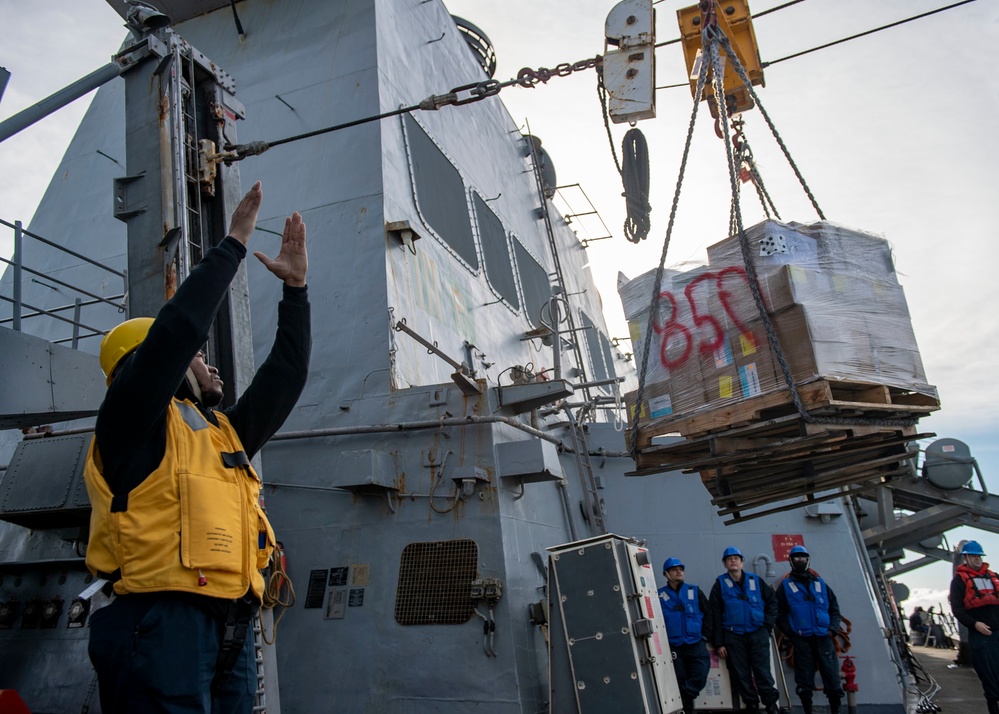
[715,29,918,428]
[627,39,712,457]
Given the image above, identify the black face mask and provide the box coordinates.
[790,557,809,574]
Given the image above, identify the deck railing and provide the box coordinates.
[0,217,125,348]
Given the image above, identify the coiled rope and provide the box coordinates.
[621,129,652,243]
[261,543,296,645]
[597,70,652,243]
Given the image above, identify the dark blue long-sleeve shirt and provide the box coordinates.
[94,236,310,501]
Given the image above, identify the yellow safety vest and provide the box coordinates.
[84,398,276,600]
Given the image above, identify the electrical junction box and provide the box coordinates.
[548,534,681,713]
[603,0,656,123]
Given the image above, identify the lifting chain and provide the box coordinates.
[731,117,781,221]
[630,6,915,457]
[227,56,603,162]
[516,57,602,88]
[710,23,916,429]
[420,55,602,110]
[627,23,713,456]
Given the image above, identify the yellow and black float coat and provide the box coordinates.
[84,236,310,602]
[85,399,276,599]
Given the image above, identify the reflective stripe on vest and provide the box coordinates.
[782,576,831,636]
[718,572,765,634]
[658,583,703,646]
[958,564,999,610]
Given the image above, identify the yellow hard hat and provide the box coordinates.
[99,317,155,384]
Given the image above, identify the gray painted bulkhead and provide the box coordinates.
[0,0,908,712]
[590,425,905,712]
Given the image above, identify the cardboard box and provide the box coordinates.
[623,351,710,427]
[759,264,831,314]
[707,221,821,272]
[621,218,935,425]
[814,222,899,285]
[625,381,673,427]
[771,305,876,384]
[701,322,781,406]
[707,220,901,287]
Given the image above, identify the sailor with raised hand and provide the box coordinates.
[776,545,843,714]
[709,546,780,713]
[83,181,311,714]
[658,557,711,712]
[951,541,999,714]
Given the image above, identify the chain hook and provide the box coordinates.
[699,0,719,30]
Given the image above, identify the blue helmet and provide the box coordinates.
[962,541,986,556]
[722,546,744,561]
[663,557,685,573]
[789,545,810,558]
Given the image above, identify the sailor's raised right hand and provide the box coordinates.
[228,181,263,245]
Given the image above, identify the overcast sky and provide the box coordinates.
[1,0,997,608]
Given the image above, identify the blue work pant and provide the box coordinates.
[671,639,710,700]
[789,633,843,705]
[723,626,779,707]
[969,629,999,701]
[88,593,257,714]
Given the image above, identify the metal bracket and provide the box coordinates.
[386,220,421,254]
[113,172,148,221]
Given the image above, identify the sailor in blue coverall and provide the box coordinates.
[776,545,843,714]
[658,557,711,713]
[709,546,780,713]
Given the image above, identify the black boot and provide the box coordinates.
[800,699,813,714]
[827,696,841,714]
[987,699,999,714]
[764,704,779,714]
[681,694,695,712]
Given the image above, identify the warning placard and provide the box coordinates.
[771,534,804,563]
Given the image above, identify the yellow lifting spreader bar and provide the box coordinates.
[677,0,765,118]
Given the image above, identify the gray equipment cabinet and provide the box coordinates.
[548,533,682,713]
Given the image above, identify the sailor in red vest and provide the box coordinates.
[950,540,999,713]
[658,557,711,713]
[776,545,843,714]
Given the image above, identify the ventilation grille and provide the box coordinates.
[395,539,478,625]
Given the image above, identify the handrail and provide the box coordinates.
[0,218,124,277]
[1,217,127,348]
[0,255,123,309]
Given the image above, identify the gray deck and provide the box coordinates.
[911,643,984,714]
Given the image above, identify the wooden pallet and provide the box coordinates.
[630,378,939,449]
[627,404,935,523]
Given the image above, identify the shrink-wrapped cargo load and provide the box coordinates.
[621,219,938,438]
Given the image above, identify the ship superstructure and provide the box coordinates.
[0,1,994,712]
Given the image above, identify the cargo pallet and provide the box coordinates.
[627,379,939,523]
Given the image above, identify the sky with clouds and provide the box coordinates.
[1,0,997,609]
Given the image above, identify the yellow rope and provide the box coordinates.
[261,543,296,646]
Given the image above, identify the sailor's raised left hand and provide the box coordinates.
[255,211,308,287]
